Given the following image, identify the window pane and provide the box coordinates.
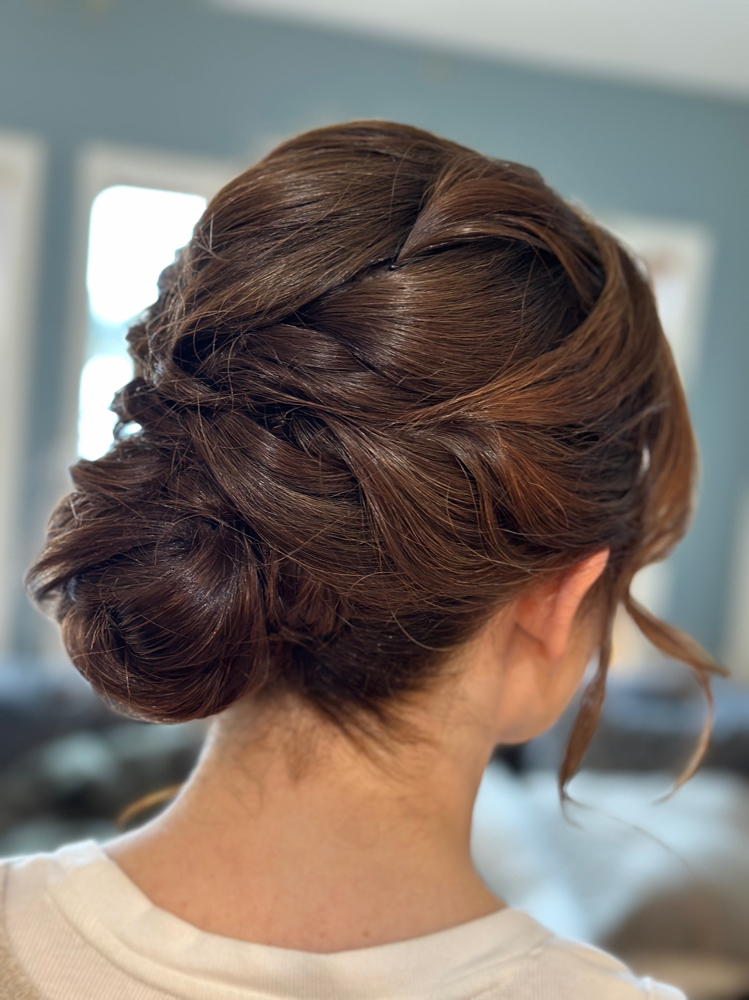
[78,185,207,460]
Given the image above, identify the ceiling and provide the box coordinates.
[210,0,749,101]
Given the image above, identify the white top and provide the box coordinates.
[1,840,684,1000]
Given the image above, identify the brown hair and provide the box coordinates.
[27,121,721,790]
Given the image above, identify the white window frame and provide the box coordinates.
[61,143,237,471]
[0,131,46,659]
[27,145,237,661]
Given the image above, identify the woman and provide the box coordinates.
[0,121,718,999]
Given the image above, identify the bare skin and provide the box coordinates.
[107,550,609,953]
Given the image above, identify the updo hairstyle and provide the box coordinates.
[27,121,720,787]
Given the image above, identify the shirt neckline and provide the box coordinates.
[44,839,550,1000]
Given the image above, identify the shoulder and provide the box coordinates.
[0,860,43,1000]
[0,844,103,1000]
[498,915,684,1000]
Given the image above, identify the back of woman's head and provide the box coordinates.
[27,120,718,785]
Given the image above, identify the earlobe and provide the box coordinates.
[517,549,609,664]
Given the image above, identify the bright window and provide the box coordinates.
[78,185,207,459]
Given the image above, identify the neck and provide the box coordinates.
[106,692,504,952]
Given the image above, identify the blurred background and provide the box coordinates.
[1,1,748,997]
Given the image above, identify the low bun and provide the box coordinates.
[36,461,264,720]
[27,121,720,785]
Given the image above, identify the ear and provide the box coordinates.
[515,550,609,664]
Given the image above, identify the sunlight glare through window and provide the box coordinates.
[78,355,135,461]
[78,185,207,459]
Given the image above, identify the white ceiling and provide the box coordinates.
[211,0,749,101]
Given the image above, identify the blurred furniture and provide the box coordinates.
[0,662,204,855]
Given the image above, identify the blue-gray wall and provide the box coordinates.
[2,0,748,658]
